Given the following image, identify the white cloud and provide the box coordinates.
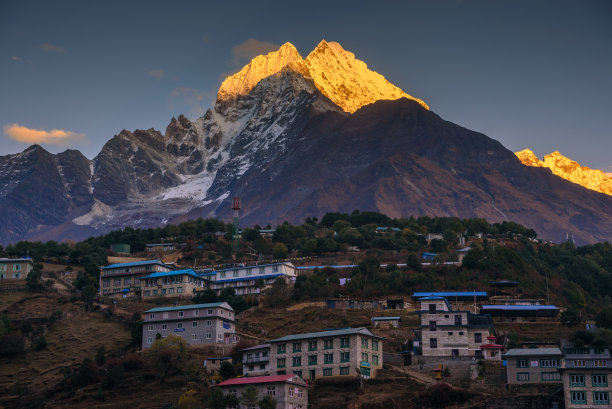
[10,56,32,65]
[40,42,67,54]
[3,124,86,146]
[147,69,165,79]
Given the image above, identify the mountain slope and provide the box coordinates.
[516,149,612,196]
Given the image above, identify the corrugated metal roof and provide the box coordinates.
[217,375,306,387]
[503,348,562,357]
[102,259,167,269]
[144,302,232,313]
[270,327,381,343]
[140,269,200,279]
[481,305,558,310]
[413,291,488,297]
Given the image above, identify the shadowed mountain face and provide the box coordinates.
[1,41,612,245]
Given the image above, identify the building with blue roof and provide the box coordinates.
[209,262,298,296]
[140,269,207,299]
[100,259,173,298]
[412,291,489,302]
[480,304,559,320]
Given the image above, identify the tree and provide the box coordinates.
[258,395,278,409]
[595,307,612,329]
[81,284,97,311]
[177,389,200,409]
[560,308,582,326]
[145,334,189,379]
[207,388,239,409]
[95,345,106,366]
[273,242,288,259]
[26,263,44,291]
[219,361,236,379]
[240,385,258,407]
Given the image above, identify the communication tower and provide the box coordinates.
[232,197,241,258]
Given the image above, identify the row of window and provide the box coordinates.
[218,265,280,279]
[277,353,378,367]
[516,359,561,368]
[147,320,229,330]
[277,367,352,378]
[146,332,223,343]
[565,347,607,355]
[144,287,183,296]
[570,391,609,405]
[148,309,231,320]
[276,337,377,353]
[569,374,608,387]
[0,263,23,271]
[516,372,561,382]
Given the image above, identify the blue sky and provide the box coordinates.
[1,0,611,171]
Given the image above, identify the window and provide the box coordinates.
[147,337,153,344]
[192,321,198,327]
[220,272,226,278]
[475,350,483,359]
[429,304,436,313]
[124,277,131,285]
[289,387,294,397]
[372,355,379,365]
[277,370,286,375]
[114,278,121,286]
[308,355,317,365]
[192,334,197,340]
[324,353,333,364]
[361,337,369,349]
[341,352,350,362]
[266,387,276,396]
[592,374,608,387]
[474,333,482,343]
[162,324,167,330]
[153,290,158,295]
[163,312,169,319]
[517,372,529,382]
[516,359,528,368]
[144,290,150,296]
[293,370,302,378]
[429,321,437,331]
[218,334,223,340]
[324,338,334,349]
[259,267,265,274]
[296,388,303,398]
[459,331,464,335]
[207,320,212,326]
[594,360,608,367]
[277,344,286,354]
[193,310,199,316]
[570,374,585,386]
[540,359,559,368]
[574,360,587,367]
[361,352,368,362]
[570,391,586,404]
[177,287,182,293]
[594,392,609,405]
[148,324,153,331]
[233,269,239,277]
[340,366,349,375]
[103,280,110,287]
[246,269,252,276]
[292,356,301,367]
[430,338,437,349]
[168,288,174,294]
[565,347,590,355]
[206,333,212,339]
[309,340,317,350]
[323,368,332,376]
[277,357,286,368]
[455,315,462,325]
[273,265,279,272]
[448,332,453,336]
[149,313,155,319]
[161,289,166,294]
[259,364,265,370]
[293,342,302,352]
[207,308,213,314]
[541,372,561,381]
[340,337,350,348]
[177,322,183,329]
[594,347,606,354]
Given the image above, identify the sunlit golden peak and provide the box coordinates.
[217,39,428,112]
[516,148,612,196]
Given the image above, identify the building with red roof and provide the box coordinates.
[216,374,308,409]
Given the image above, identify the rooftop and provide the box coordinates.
[212,261,295,274]
[503,348,563,357]
[102,259,168,270]
[217,375,306,387]
[140,269,200,279]
[144,302,233,313]
[241,343,271,352]
[481,305,558,310]
[270,327,382,343]
[372,317,401,321]
[413,291,488,298]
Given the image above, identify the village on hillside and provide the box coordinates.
[1,213,611,409]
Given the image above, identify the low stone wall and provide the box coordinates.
[410,356,478,380]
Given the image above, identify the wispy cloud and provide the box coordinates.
[147,69,165,79]
[4,124,86,146]
[40,42,67,54]
[10,56,32,65]
[230,38,279,67]
[169,87,214,119]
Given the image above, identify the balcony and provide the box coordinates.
[243,356,270,364]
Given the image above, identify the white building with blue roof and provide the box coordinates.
[140,269,206,299]
[100,259,173,298]
[209,262,297,296]
[142,302,239,348]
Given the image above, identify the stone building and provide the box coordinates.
[216,374,308,409]
[209,262,297,296]
[0,258,34,280]
[417,296,494,360]
[242,343,271,376]
[560,346,611,407]
[100,259,173,298]
[269,327,383,381]
[142,302,238,348]
[503,348,563,385]
[140,269,206,299]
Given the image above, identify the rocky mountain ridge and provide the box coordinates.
[516,149,612,196]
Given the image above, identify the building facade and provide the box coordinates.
[417,296,495,360]
[210,262,298,296]
[142,302,238,348]
[560,347,611,408]
[269,327,383,381]
[242,344,271,376]
[140,269,206,299]
[100,259,172,298]
[0,258,34,280]
[217,375,308,409]
[503,348,563,385]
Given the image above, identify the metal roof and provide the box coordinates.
[217,375,306,387]
[503,348,562,357]
[0,258,34,262]
[214,273,285,284]
[270,327,381,343]
[144,302,233,313]
[372,317,401,321]
[139,269,200,279]
[481,305,558,310]
[413,291,488,297]
[241,343,271,351]
[212,261,295,274]
[101,259,168,269]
